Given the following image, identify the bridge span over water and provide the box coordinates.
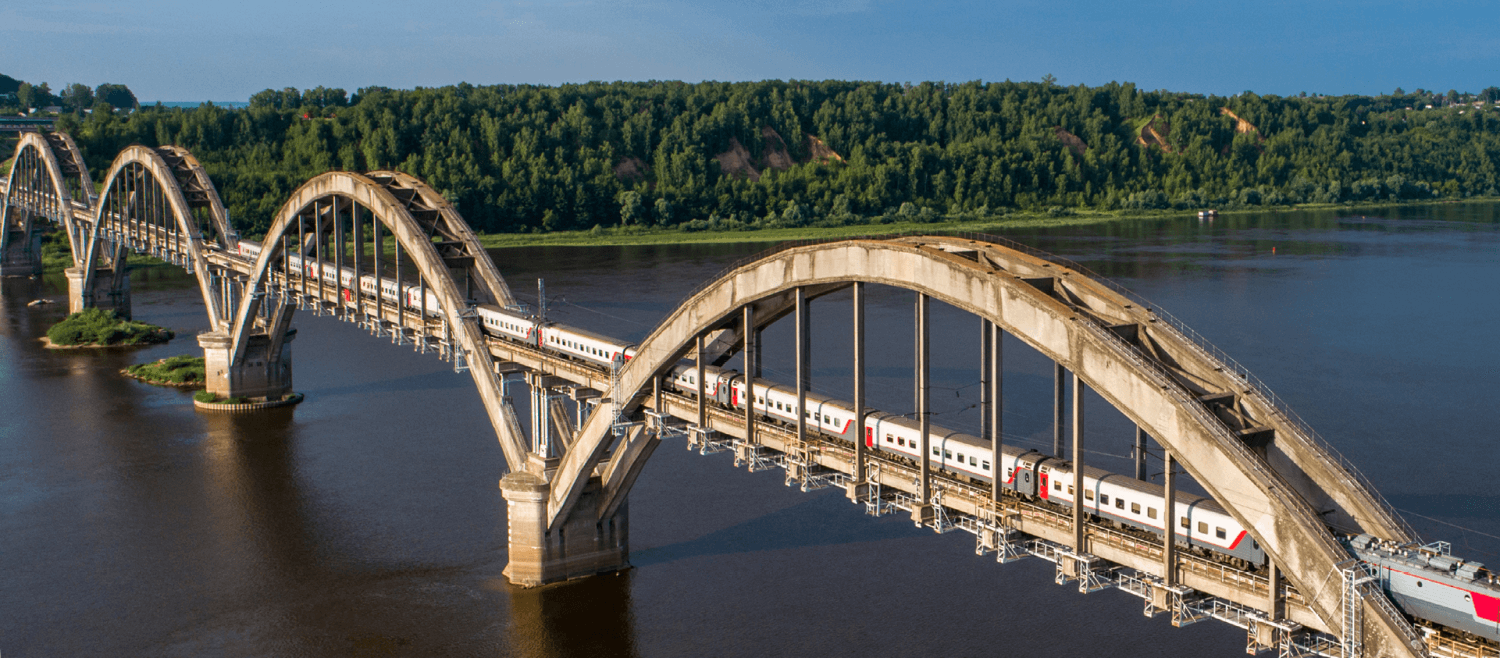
[2,132,1490,658]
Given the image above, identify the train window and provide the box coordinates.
[982,461,990,471]
[885,434,893,443]
[1054,481,1062,492]
[1215,527,1226,540]
[897,438,905,447]
[1084,489,1094,501]
[932,447,940,457]
[969,456,977,466]
[1116,499,1125,510]
[1100,494,1109,505]
[1180,517,1190,529]
[1131,502,1141,515]
[1147,507,1157,520]
[1199,522,1208,534]
[944,450,952,460]
[955,452,963,462]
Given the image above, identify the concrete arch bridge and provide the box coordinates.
[1,132,1476,658]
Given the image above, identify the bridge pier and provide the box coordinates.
[0,228,42,276]
[500,472,630,587]
[198,330,295,400]
[65,265,131,318]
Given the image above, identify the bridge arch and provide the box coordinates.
[1,132,84,264]
[88,145,227,324]
[551,235,1423,657]
[228,170,527,468]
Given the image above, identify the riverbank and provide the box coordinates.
[471,197,1500,249]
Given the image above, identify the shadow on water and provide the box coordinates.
[506,570,640,658]
[631,494,916,568]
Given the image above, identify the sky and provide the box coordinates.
[3,0,1498,102]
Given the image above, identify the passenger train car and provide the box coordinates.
[234,240,637,368]
[668,362,1264,564]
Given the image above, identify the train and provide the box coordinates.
[235,240,637,368]
[234,238,1500,646]
[667,362,1500,645]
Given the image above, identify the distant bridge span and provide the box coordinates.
[1,133,1465,658]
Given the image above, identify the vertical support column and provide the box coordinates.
[913,292,934,525]
[980,320,991,443]
[750,328,762,379]
[990,321,1003,503]
[795,287,808,450]
[332,196,343,317]
[1267,559,1283,620]
[1054,362,1066,457]
[848,282,868,501]
[351,203,363,319]
[1072,372,1085,553]
[1163,448,1178,586]
[1135,426,1149,481]
[742,305,755,445]
[695,334,706,431]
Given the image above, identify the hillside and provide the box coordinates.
[43,80,1500,236]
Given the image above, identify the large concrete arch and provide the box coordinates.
[1,132,79,261]
[228,171,528,469]
[552,236,1423,657]
[89,145,225,326]
[48,131,96,208]
[154,145,233,249]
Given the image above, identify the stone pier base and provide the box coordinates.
[65,266,131,317]
[501,472,629,587]
[199,330,295,400]
[0,231,42,277]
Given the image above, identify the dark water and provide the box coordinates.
[3,204,1498,656]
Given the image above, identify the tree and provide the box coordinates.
[18,82,54,111]
[653,197,674,225]
[617,190,644,227]
[61,83,93,113]
[94,83,138,109]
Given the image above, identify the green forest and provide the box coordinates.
[11,76,1500,237]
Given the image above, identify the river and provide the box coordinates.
[3,203,1497,656]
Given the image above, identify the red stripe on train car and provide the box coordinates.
[1228,531,1247,550]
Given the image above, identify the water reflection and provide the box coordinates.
[506,570,639,658]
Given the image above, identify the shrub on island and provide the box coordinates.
[46,308,173,347]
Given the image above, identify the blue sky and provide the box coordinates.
[3,0,1497,101]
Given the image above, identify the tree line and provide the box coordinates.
[15,78,1500,237]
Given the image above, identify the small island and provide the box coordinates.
[45,308,174,348]
[123,355,205,387]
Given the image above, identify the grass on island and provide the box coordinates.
[125,355,205,387]
[46,308,174,347]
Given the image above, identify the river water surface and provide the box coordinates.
[3,204,1498,656]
